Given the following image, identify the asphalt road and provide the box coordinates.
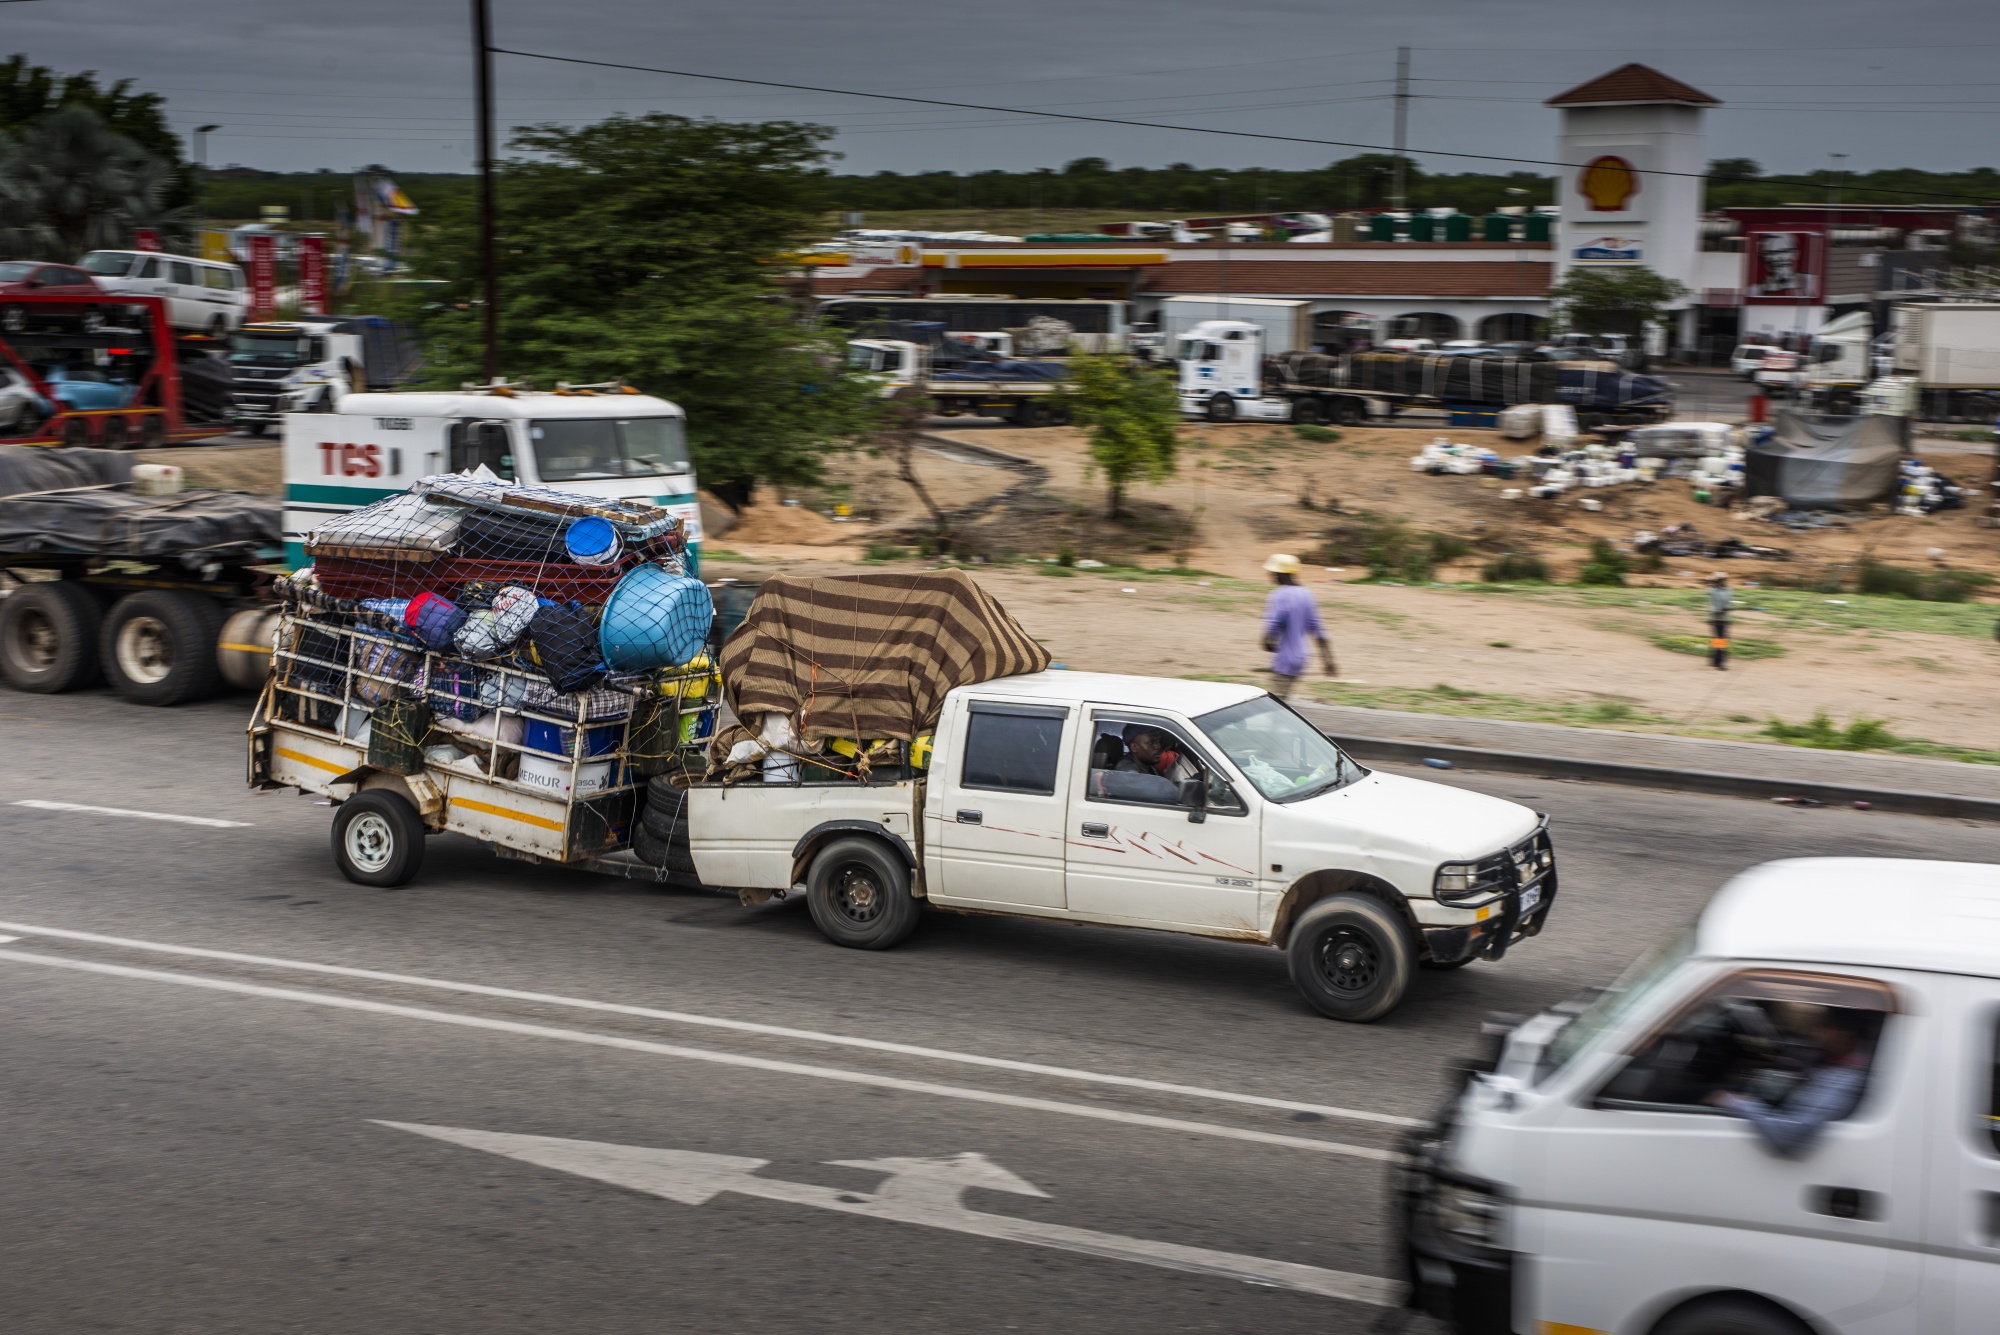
[3,688,1995,1334]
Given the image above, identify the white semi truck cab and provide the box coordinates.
[282,386,701,570]
[229,317,417,434]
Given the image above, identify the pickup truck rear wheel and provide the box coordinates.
[331,789,426,887]
[1287,893,1415,1022]
[806,836,919,950]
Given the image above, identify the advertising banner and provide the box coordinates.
[247,232,278,320]
[132,229,160,252]
[298,234,327,315]
[1746,231,1821,303]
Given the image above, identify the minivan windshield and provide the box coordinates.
[1196,696,1362,802]
[529,417,689,482]
[1541,929,1696,1080]
[79,252,136,276]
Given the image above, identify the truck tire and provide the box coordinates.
[1022,402,1055,428]
[331,789,426,887]
[1206,393,1237,423]
[632,824,699,876]
[0,582,102,693]
[99,589,225,706]
[1286,893,1415,1022]
[1291,396,1322,425]
[806,836,920,950]
[243,421,270,438]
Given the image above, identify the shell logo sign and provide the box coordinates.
[1579,155,1640,212]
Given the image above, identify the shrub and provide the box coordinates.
[1575,538,1629,587]
[1428,533,1473,564]
[1482,552,1550,583]
[1590,700,1636,722]
[1056,546,1076,567]
[1764,711,1901,751]
[864,544,911,562]
[1857,560,1975,603]
[1291,424,1342,444]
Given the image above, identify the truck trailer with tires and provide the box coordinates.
[848,327,1072,427]
[0,447,282,705]
[0,293,235,449]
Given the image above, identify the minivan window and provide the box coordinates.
[1594,970,1894,1124]
[168,262,195,285]
[528,417,689,481]
[203,267,233,290]
[80,252,136,276]
[135,258,159,279]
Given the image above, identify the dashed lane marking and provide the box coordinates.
[10,800,250,829]
[0,918,1420,1130]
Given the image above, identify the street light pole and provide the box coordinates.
[471,0,500,384]
[193,124,220,231]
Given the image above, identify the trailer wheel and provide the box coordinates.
[61,416,91,447]
[0,582,102,693]
[331,789,426,887]
[1291,397,1322,425]
[138,415,167,449]
[1286,893,1415,1022]
[1331,398,1364,426]
[806,836,920,949]
[1022,402,1055,428]
[99,590,224,706]
[1206,393,1237,423]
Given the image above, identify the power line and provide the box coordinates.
[489,45,2000,204]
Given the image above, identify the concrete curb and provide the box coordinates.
[1328,733,2000,823]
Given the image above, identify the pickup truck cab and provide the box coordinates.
[1401,857,2000,1335]
[689,672,1555,1021]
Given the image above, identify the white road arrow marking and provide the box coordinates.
[377,1122,1402,1307]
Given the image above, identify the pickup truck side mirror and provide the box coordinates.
[1179,777,1207,823]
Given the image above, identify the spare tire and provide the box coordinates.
[99,590,225,706]
[0,581,102,693]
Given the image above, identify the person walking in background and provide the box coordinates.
[1262,554,1336,699]
[1706,572,1733,670]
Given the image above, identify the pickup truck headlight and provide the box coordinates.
[1434,854,1511,905]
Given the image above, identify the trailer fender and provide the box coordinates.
[791,820,921,896]
[343,770,447,828]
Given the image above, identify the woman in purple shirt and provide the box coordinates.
[1261,554,1337,698]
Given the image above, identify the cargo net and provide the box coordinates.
[267,579,721,799]
[293,473,714,695]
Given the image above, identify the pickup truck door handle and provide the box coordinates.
[1080,822,1110,838]
[956,809,982,825]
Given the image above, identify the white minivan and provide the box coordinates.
[1400,857,2000,1335]
[79,250,248,336]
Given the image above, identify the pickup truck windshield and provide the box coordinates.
[530,417,689,482]
[1196,696,1360,802]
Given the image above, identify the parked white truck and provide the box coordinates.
[685,671,1555,1023]
[1892,301,2000,421]
[846,336,1071,426]
[228,316,419,435]
[1401,857,2000,1335]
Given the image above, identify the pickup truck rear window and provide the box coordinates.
[961,702,1066,796]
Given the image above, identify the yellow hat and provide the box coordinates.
[1264,553,1303,575]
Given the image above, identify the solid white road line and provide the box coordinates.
[10,800,250,829]
[0,918,1421,1130]
[0,947,1404,1162]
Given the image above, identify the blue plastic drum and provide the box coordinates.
[564,515,622,566]
[598,563,714,671]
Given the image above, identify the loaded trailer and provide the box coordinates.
[0,293,235,449]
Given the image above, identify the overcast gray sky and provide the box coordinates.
[13,0,2000,180]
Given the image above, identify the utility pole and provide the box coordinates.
[1390,47,1410,214]
[192,125,220,229]
[472,0,500,384]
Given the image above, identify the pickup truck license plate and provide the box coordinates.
[1518,883,1542,915]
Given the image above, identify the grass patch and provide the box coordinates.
[1488,640,1512,648]
[864,544,913,562]
[1455,584,1997,639]
[1764,711,1900,751]
[1651,633,1789,660]
[1856,560,1980,603]
[1309,681,1668,731]
[1037,564,1076,577]
[1482,552,1550,583]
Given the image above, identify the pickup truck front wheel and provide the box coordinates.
[806,837,920,950]
[1287,894,1415,1023]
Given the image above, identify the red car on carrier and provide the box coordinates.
[0,262,107,334]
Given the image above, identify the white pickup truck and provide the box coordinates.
[687,671,1556,1022]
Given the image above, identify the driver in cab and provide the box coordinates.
[1116,725,1200,785]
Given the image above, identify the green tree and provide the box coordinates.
[1059,352,1180,518]
[1547,265,1689,337]
[0,105,190,257]
[1705,157,1762,188]
[397,113,879,505]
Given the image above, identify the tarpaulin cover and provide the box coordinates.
[0,485,280,558]
[720,570,1050,742]
[1745,410,1904,509]
[1273,351,1670,408]
[0,445,132,499]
